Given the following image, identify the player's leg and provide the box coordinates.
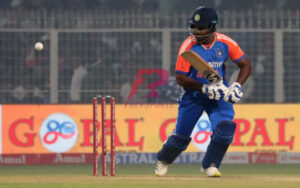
[155,100,204,176]
[201,100,235,177]
[155,133,192,176]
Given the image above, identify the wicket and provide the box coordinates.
[93,95,116,176]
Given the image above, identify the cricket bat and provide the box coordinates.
[181,50,222,84]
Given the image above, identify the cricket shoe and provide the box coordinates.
[201,166,221,177]
[155,161,168,176]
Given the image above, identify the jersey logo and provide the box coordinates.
[216,48,223,58]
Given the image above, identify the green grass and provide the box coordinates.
[0,164,300,188]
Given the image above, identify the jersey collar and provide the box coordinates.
[200,33,216,50]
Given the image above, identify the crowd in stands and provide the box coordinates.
[0,0,299,104]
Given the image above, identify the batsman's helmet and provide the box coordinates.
[188,6,218,30]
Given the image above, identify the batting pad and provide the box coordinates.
[202,121,236,169]
[156,134,191,164]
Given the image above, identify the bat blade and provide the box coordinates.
[181,50,222,84]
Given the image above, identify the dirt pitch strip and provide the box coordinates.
[0,164,300,188]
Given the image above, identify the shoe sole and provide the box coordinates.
[208,172,221,177]
[201,167,221,177]
[155,173,166,177]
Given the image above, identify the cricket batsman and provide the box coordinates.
[155,6,252,177]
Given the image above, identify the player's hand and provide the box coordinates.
[202,82,228,100]
[224,82,243,104]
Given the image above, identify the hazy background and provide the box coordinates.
[0,0,299,104]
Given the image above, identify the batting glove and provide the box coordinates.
[224,82,243,104]
[202,82,229,100]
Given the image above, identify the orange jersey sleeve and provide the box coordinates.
[175,36,197,74]
[216,33,245,62]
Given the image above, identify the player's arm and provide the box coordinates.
[224,37,252,103]
[175,73,203,91]
[218,34,252,85]
[235,57,252,85]
[224,58,251,104]
[175,47,204,91]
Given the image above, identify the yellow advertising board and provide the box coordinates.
[231,104,297,152]
[1,104,298,154]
